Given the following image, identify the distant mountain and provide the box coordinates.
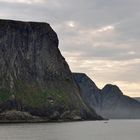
[134,98,140,102]
[73,73,140,119]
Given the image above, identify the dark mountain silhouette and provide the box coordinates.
[73,73,140,119]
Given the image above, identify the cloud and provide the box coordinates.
[0,0,44,4]
[64,52,140,97]
[0,0,139,96]
[95,25,115,33]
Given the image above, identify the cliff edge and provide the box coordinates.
[0,19,102,121]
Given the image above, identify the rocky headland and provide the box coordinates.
[0,19,139,121]
[0,19,102,122]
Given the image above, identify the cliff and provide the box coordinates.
[0,19,102,121]
[134,97,140,102]
[73,73,140,119]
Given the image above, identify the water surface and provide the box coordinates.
[0,120,140,140]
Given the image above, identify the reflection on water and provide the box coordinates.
[0,120,140,140]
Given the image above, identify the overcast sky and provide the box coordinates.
[0,0,140,97]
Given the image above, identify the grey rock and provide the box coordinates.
[134,97,140,102]
[0,110,38,120]
[60,110,82,120]
[73,73,140,119]
[49,111,60,120]
[0,19,101,121]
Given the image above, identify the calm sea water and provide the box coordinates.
[0,120,140,140]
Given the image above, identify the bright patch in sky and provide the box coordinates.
[91,25,115,35]
[67,21,76,28]
[128,51,136,55]
[98,26,115,32]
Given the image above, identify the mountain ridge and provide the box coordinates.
[73,73,140,119]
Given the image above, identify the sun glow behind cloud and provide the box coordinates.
[66,21,77,28]
[68,22,75,28]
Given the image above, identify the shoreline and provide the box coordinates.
[0,119,106,124]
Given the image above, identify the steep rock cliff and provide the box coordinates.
[0,19,101,121]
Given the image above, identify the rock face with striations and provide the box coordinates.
[73,73,140,119]
[0,19,102,121]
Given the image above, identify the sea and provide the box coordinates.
[0,120,140,140]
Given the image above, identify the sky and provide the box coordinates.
[0,0,140,97]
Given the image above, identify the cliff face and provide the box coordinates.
[73,73,140,119]
[73,73,101,111]
[0,19,101,121]
[134,98,140,102]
